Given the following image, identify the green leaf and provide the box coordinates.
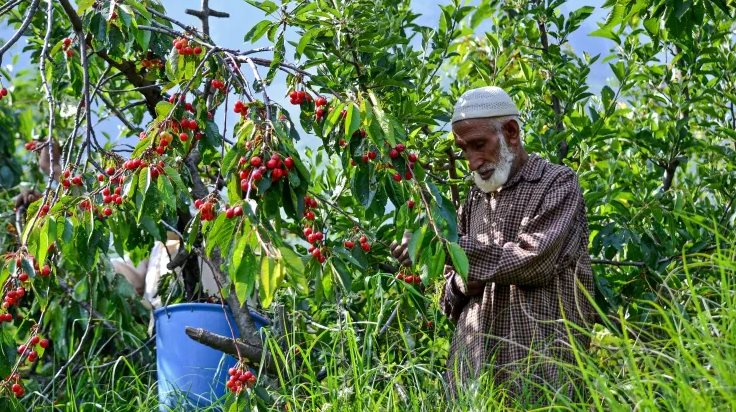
[408,226,426,264]
[259,256,284,308]
[242,0,279,14]
[351,162,375,207]
[155,101,173,121]
[447,242,468,282]
[331,258,352,291]
[322,102,345,137]
[185,213,201,252]
[344,103,361,141]
[428,242,446,280]
[205,213,236,256]
[157,175,176,212]
[77,0,95,14]
[244,20,273,43]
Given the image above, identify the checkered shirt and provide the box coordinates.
[440,153,595,397]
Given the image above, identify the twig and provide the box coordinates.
[86,335,156,369]
[378,305,399,336]
[0,0,40,65]
[98,93,144,133]
[0,0,23,17]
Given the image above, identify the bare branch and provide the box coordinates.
[0,0,40,65]
[185,327,276,373]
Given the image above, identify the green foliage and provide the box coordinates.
[1,0,735,409]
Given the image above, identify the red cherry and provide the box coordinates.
[72,176,83,186]
[30,336,40,345]
[28,351,38,362]
[303,227,313,237]
[284,157,294,169]
[252,170,263,181]
[266,159,278,169]
[63,38,72,47]
[271,168,283,181]
[103,207,113,216]
[179,132,188,141]
[305,211,315,220]
[18,273,28,282]
[396,143,406,152]
[97,173,105,182]
[344,241,354,249]
[389,149,399,159]
[368,151,377,160]
[392,173,402,182]
[361,242,371,252]
[407,200,415,209]
[193,46,202,55]
[315,96,327,106]
[226,208,235,219]
[39,338,49,348]
[250,156,262,167]
[40,265,51,277]
[404,275,414,284]
[408,153,418,162]
[359,236,368,244]
[233,206,243,216]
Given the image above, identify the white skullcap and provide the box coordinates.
[452,86,519,124]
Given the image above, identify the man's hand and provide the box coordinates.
[389,230,413,267]
[453,275,485,296]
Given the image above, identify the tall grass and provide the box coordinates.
[10,234,736,411]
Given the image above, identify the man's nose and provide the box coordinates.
[468,155,484,172]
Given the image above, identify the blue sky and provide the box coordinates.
[1,0,610,149]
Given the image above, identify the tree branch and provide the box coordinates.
[185,327,276,373]
[0,0,40,65]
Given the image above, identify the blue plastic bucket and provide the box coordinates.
[154,303,269,410]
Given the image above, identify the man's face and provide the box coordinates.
[453,118,516,193]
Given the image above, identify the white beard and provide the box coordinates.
[472,136,515,193]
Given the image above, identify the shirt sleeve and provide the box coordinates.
[440,197,472,322]
[459,170,583,287]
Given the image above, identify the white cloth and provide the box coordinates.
[452,86,519,124]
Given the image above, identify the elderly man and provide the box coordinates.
[394,86,595,401]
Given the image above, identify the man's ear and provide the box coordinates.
[502,119,520,148]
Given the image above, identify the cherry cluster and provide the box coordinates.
[62,37,74,58]
[389,144,419,182]
[288,90,312,105]
[0,87,8,101]
[396,272,422,285]
[173,37,202,56]
[226,367,256,394]
[194,198,218,221]
[17,334,49,363]
[224,205,244,219]
[210,79,226,92]
[343,234,371,252]
[233,100,249,116]
[3,374,24,398]
[141,57,163,70]
[302,196,329,263]
[60,170,85,189]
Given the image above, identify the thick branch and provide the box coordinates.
[185,327,276,373]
